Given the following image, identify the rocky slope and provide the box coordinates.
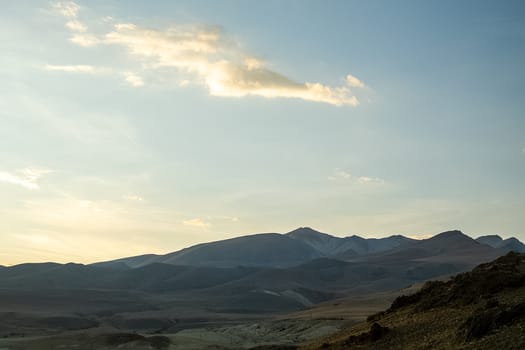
[302,252,525,349]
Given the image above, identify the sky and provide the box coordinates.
[1,1,524,265]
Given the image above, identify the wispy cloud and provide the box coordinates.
[328,169,385,185]
[70,34,100,47]
[52,2,98,46]
[49,3,366,106]
[123,194,144,201]
[181,215,239,230]
[123,72,144,87]
[327,169,352,181]
[346,74,365,88]
[52,1,80,19]
[52,1,88,36]
[212,215,239,222]
[356,176,386,185]
[0,168,52,190]
[182,218,211,229]
[65,19,87,32]
[44,64,97,73]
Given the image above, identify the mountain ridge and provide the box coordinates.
[91,228,524,270]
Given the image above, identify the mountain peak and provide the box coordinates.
[288,226,320,233]
[286,227,333,240]
[431,230,469,240]
[411,230,488,256]
[475,235,525,252]
[477,234,503,241]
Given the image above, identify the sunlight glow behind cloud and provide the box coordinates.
[49,2,365,106]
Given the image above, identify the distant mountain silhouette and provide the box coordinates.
[95,233,323,269]
[287,227,416,257]
[89,229,523,277]
[477,234,525,253]
[360,230,505,266]
[3,229,521,298]
[95,227,423,269]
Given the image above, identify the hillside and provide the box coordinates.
[287,227,416,257]
[95,232,324,268]
[302,252,525,349]
[477,235,525,253]
[94,228,522,270]
[358,230,505,266]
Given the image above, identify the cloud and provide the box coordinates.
[44,64,97,73]
[65,19,87,32]
[52,1,80,18]
[70,34,100,47]
[52,2,98,46]
[52,1,88,33]
[182,218,211,229]
[217,216,239,222]
[123,194,144,201]
[181,216,238,230]
[346,74,365,88]
[327,169,352,181]
[50,4,366,106]
[357,176,386,185]
[123,72,144,87]
[328,169,385,185]
[206,215,239,222]
[0,168,52,190]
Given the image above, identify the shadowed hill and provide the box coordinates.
[96,227,415,269]
[287,227,416,257]
[0,262,262,292]
[359,230,506,268]
[303,252,525,349]
[157,233,323,267]
[96,233,324,269]
[92,229,522,270]
[477,235,525,253]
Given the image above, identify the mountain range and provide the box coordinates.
[0,228,524,337]
[90,227,524,269]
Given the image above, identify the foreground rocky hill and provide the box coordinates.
[303,252,525,349]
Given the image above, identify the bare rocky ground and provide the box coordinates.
[0,285,416,349]
[0,287,431,350]
[0,319,339,350]
[301,252,525,350]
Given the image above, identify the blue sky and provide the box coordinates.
[1,1,524,265]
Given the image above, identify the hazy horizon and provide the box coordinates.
[1,1,524,266]
[0,226,520,267]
